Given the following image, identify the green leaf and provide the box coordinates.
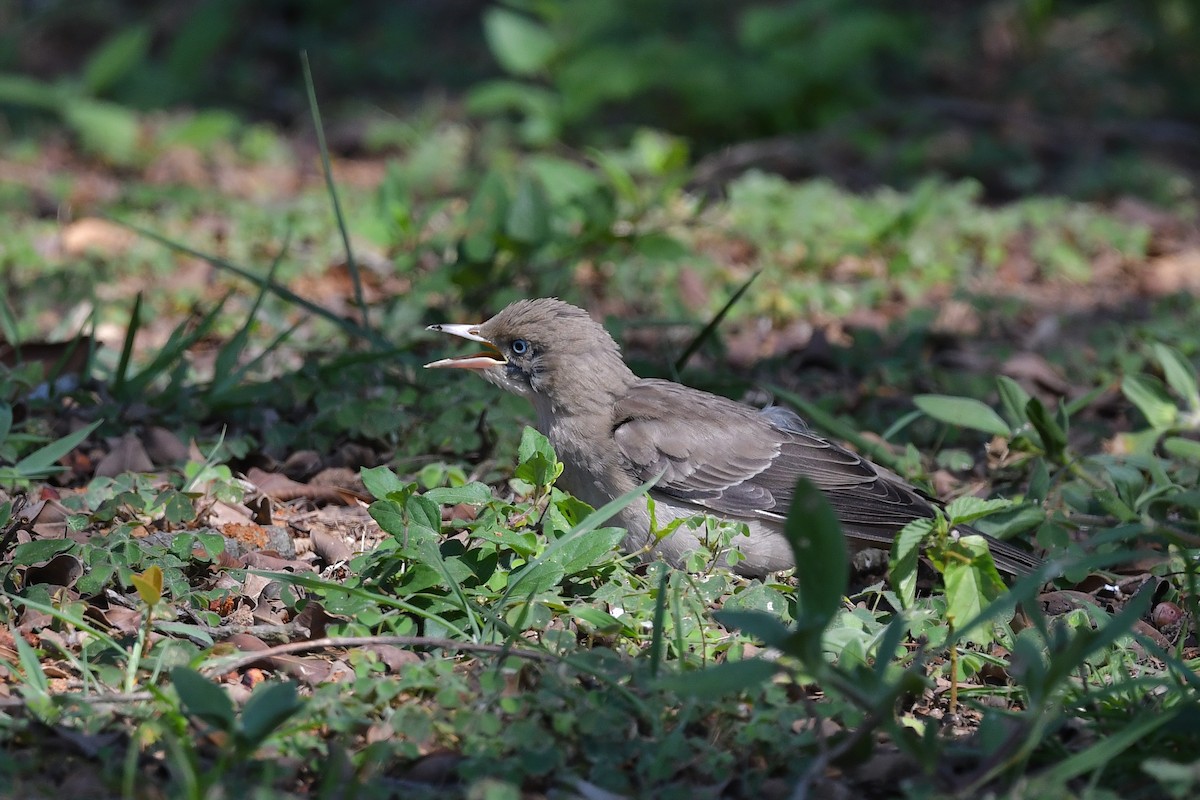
[569,607,629,635]
[172,667,235,732]
[82,25,150,94]
[721,584,790,618]
[465,81,562,145]
[360,466,411,502]
[551,526,625,574]
[514,426,562,488]
[996,376,1033,430]
[13,628,50,695]
[657,658,779,698]
[913,395,1011,437]
[10,539,76,567]
[483,8,556,76]
[505,172,551,245]
[1028,457,1050,503]
[0,72,61,110]
[1025,398,1067,461]
[783,479,846,630]
[971,503,1046,539]
[944,496,1013,525]
[0,403,12,444]
[942,536,1006,646]
[154,621,214,646]
[891,518,931,609]
[1164,437,1200,463]
[460,170,509,263]
[713,610,793,648]
[62,100,141,165]
[505,560,565,597]
[237,681,301,751]
[424,482,492,507]
[12,419,102,479]
[526,155,601,204]
[1122,375,1178,431]
[1152,343,1200,412]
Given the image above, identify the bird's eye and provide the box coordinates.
[510,338,529,355]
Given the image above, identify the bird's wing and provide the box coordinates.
[611,380,934,540]
[612,380,1042,575]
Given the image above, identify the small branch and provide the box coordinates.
[200,634,556,677]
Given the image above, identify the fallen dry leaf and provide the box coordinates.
[60,218,137,258]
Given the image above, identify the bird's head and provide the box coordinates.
[425,298,635,413]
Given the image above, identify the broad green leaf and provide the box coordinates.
[464,81,562,145]
[0,72,61,110]
[526,155,602,204]
[944,496,1013,525]
[713,610,793,648]
[405,494,442,532]
[971,503,1045,538]
[1028,457,1050,503]
[783,478,846,629]
[483,8,556,76]
[82,25,150,94]
[62,100,140,165]
[360,466,411,502]
[657,658,779,698]
[942,536,1006,646]
[1025,397,1067,461]
[172,667,235,732]
[424,482,492,507]
[515,426,562,487]
[459,170,508,263]
[0,403,11,443]
[238,681,301,750]
[505,173,551,244]
[505,560,565,597]
[1164,437,1200,463]
[12,419,102,479]
[469,526,539,557]
[720,584,790,618]
[154,621,214,646]
[914,394,1011,437]
[1121,375,1177,431]
[1152,343,1200,412]
[891,518,930,609]
[10,539,75,567]
[569,607,629,635]
[13,628,50,695]
[551,526,625,574]
[1094,488,1138,522]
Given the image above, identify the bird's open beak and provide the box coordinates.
[424,323,507,370]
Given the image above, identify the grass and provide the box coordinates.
[0,108,1198,799]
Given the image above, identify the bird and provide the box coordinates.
[424,298,1040,578]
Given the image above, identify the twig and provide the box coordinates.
[201,634,556,676]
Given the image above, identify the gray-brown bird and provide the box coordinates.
[425,298,1039,577]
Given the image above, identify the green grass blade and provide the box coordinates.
[673,269,759,374]
[12,419,102,479]
[302,51,368,329]
[105,217,388,348]
[112,291,143,396]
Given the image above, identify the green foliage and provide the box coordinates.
[0,419,102,486]
[471,0,917,145]
[0,24,151,164]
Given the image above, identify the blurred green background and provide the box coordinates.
[2,0,1197,203]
